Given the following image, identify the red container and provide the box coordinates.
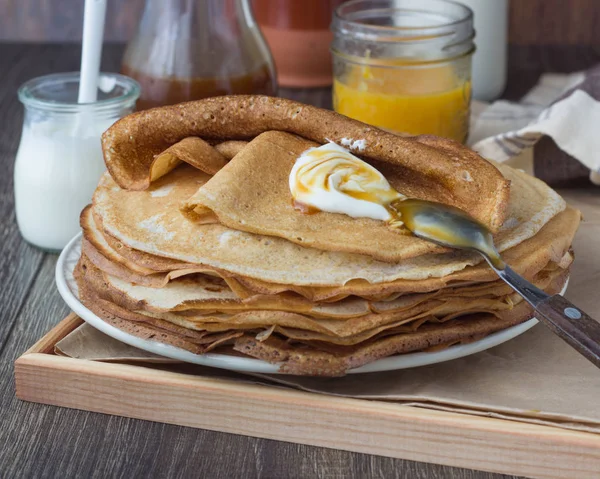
[252,0,345,88]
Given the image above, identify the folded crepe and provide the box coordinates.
[70,95,583,376]
[102,96,509,232]
[179,130,566,262]
[180,131,444,262]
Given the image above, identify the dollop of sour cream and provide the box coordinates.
[289,142,405,221]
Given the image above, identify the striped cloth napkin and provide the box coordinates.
[468,66,600,185]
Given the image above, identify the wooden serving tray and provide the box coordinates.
[15,313,600,479]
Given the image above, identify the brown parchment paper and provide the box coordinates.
[55,190,600,433]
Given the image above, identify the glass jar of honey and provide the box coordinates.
[122,0,276,110]
[332,0,474,143]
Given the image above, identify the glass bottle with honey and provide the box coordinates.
[122,0,277,110]
[331,0,474,143]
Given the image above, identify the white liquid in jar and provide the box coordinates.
[14,118,115,251]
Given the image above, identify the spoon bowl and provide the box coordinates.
[392,198,505,268]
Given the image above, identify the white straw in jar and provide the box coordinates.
[78,0,107,104]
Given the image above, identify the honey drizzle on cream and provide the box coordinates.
[289,142,404,223]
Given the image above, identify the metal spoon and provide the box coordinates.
[394,198,600,368]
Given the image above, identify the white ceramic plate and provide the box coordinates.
[56,233,567,375]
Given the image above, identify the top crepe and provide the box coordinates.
[181,131,445,262]
[102,96,509,232]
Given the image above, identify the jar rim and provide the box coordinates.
[332,0,473,42]
[18,72,140,113]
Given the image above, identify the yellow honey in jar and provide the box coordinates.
[331,0,475,143]
[334,63,471,142]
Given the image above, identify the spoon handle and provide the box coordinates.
[535,295,600,368]
[495,266,600,368]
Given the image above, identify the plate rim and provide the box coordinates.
[56,233,567,375]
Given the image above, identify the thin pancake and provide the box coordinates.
[78,252,564,341]
[74,260,240,354]
[79,253,373,319]
[75,261,569,376]
[92,162,568,287]
[233,269,569,376]
[182,131,444,262]
[143,270,563,346]
[102,96,509,231]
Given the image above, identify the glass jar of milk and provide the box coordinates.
[14,72,139,252]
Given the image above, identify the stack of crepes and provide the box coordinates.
[75,96,581,376]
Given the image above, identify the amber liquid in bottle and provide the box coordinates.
[122,0,277,110]
[122,65,276,111]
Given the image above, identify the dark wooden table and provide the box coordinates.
[1,43,599,479]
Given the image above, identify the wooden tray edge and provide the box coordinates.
[22,312,82,355]
[14,314,600,479]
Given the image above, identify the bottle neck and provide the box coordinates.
[138,0,255,38]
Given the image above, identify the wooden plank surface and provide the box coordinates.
[14,315,600,479]
[0,42,597,478]
[2,0,600,46]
